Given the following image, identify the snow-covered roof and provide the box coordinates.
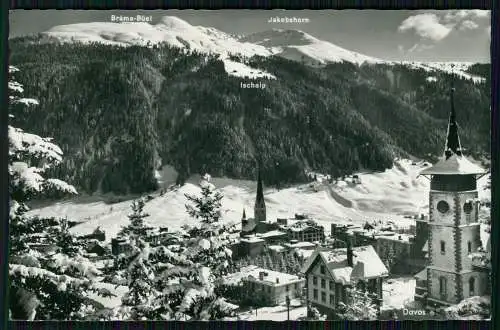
[285,241,316,249]
[422,240,429,253]
[241,217,257,232]
[295,248,315,260]
[268,245,286,252]
[419,154,485,176]
[414,268,427,281]
[259,230,287,238]
[302,245,388,284]
[240,236,265,243]
[243,265,304,286]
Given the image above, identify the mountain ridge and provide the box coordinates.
[40,16,486,82]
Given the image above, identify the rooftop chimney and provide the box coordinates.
[347,238,354,267]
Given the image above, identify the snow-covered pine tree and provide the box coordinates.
[335,287,378,320]
[179,174,236,319]
[119,199,149,242]
[114,199,151,271]
[183,174,234,277]
[8,65,105,320]
[120,247,161,320]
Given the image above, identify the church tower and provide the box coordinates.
[254,165,267,223]
[419,81,488,309]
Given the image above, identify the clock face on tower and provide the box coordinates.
[431,193,455,225]
[437,200,450,214]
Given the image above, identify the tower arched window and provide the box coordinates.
[468,241,472,254]
[463,201,473,214]
[469,277,475,296]
[439,276,447,296]
[440,241,446,255]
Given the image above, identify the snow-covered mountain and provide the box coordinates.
[238,29,383,65]
[44,16,276,80]
[41,16,486,82]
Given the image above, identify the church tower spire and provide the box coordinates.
[254,161,266,222]
[444,75,463,159]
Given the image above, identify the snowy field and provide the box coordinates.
[382,277,416,311]
[27,159,491,243]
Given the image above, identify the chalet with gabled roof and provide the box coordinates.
[302,244,388,319]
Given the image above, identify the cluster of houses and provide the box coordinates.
[221,86,492,319]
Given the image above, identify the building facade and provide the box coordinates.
[240,267,306,306]
[302,245,388,319]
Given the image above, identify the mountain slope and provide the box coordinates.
[8,29,490,195]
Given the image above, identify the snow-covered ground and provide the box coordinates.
[87,281,128,309]
[226,300,306,321]
[27,159,490,243]
[382,277,416,311]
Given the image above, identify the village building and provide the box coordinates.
[111,237,133,256]
[144,227,170,246]
[302,244,389,319]
[414,83,490,310]
[281,218,325,243]
[330,222,427,274]
[80,226,106,242]
[85,240,108,257]
[234,266,306,306]
[237,236,266,258]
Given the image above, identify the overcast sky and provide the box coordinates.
[9,9,491,62]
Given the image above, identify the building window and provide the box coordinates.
[286,285,289,292]
[469,277,475,296]
[463,202,473,214]
[313,289,318,300]
[313,276,317,286]
[330,294,335,305]
[321,279,326,289]
[330,281,334,290]
[468,241,472,253]
[321,292,326,302]
[440,241,446,255]
[320,265,325,274]
[439,277,447,297]
[437,200,450,213]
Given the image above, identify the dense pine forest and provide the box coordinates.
[9,36,491,195]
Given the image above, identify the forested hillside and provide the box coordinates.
[9,36,491,195]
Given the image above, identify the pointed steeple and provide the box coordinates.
[444,71,463,159]
[242,208,246,220]
[254,160,266,222]
[256,167,264,203]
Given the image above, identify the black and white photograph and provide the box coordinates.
[7,9,492,321]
